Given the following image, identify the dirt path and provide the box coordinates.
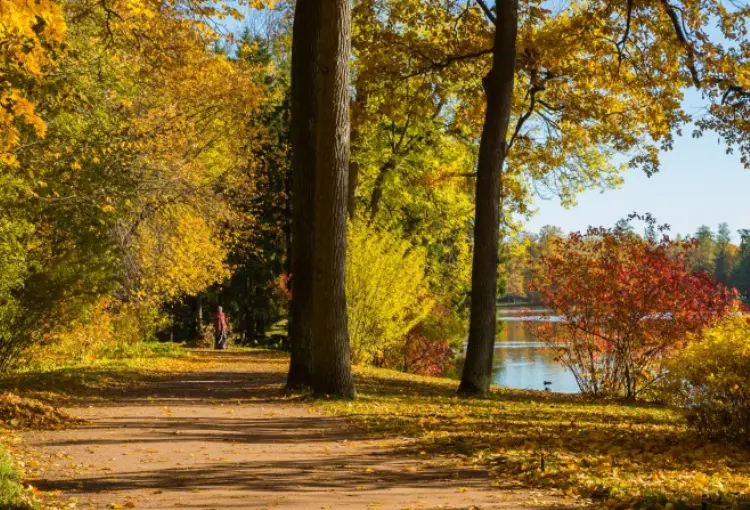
[20,351,577,509]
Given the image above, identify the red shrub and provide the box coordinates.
[530,222,738,399]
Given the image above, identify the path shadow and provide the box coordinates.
[41,414,363,447]
[32,453,490,493]
[19,349,588,509]
[31,451,579,510]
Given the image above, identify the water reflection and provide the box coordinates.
[492,310,580,393]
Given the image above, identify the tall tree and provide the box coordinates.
[731,230,750,299]
[687,225,716,274]
[714,222,736,284]
[458,0,518,396]
[311,0,357,397]
[286,0,320,388]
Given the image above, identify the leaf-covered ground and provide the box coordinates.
[0,344,205,510]
[2,347,748,509]
[322,366,750,510]
[0,393,82,431]
[6,350,579,510]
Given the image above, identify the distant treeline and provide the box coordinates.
[503,223,750,302]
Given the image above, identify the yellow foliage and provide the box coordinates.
[665,316,750,442]
[347,220,434,366]
[3,0,264,350]
[132,205,231,302]
[28,298,172,368]
[0,0,65,164]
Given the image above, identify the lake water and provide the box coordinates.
[492,309,580,393]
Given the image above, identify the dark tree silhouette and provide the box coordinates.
[286,0,320,388]
[459,0,518,396]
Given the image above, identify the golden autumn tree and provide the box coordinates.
[0,0,268,367]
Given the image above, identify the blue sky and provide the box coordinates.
[511,4,750,242]
[522,104,750,243]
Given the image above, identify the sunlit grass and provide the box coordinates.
[2,346,748,509]
[0,345,289,402]
[0,439,38,510]
[0,342,202,402]
[323,365,750,509]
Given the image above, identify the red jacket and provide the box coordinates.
[214,311,227,332]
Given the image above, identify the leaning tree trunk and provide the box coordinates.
[347,147,360,220]
[367,159,395,222]
[458,0,518,397]
[311,0,356,398]
[286,0,320,388]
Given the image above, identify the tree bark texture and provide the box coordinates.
[458,0,518,397]
[311,0,356,398]
[286,0,319,388]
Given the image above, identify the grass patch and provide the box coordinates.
[0,346,289,404]
[322,366,750,509]
[0,438,38,510]
[28,340,190,371]
[0,342,203,402]
[4,346,748,509]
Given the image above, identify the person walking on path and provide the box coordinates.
[214,306,228,350]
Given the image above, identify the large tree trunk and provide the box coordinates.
[286,0,319,388]
[311,0,356,398]
[284,146,293,278]
[458,0,518,397]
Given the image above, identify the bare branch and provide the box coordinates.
[615,0,634,72]
[475,0,496,24]
[658,0,701,88]
[508,71,545,151]
[400,47,494,79]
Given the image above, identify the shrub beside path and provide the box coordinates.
[15,350,578,509]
